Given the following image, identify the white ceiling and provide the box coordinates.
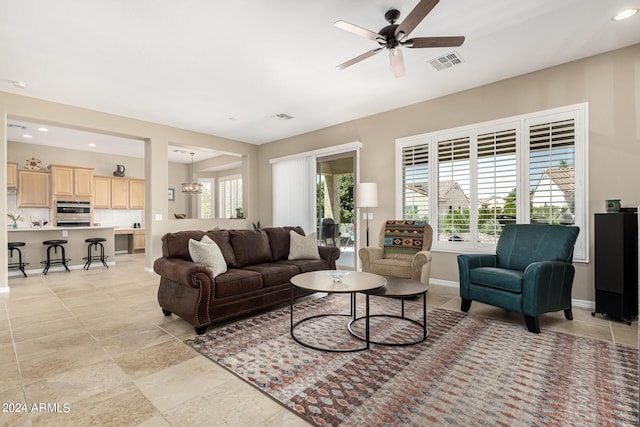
[1,0,639,151]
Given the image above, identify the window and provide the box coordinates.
[219,175,242,219]
[396,103,587,261]
[197,178,214,219]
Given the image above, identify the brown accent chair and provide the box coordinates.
[358,220,433,286]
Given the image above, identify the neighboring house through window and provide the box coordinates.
[396,103,587,261]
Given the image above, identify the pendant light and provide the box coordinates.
[181,152,203,194]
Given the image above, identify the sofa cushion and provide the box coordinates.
[214,268,263,299]
[244,263,300,288]
[469,267,524,293]
[369,258,412,279]
[162,230,207,260]
[277,259,330,273]
[204,230,236,266]
[263,226,304,261]
[288,231,320,260]
[229,230,274,268]
[188,235,227,278]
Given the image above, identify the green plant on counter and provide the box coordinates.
[7,212,24,228]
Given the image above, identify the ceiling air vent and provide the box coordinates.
[272,113,294,121]
[428,51,464,71]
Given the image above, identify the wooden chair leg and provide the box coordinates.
[524,315,540,333]
[461,298,472,312]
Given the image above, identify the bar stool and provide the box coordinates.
[83,237,109,269]
[8,242,28,277]
[42,239,70,275]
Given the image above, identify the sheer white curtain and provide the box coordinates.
[272,156,316,234]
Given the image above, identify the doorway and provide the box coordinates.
[316,152,356,270]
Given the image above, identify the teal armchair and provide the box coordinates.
[457,224,580,333]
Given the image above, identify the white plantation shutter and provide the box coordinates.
[528,119,576,225]
[476,128,517,243]
[437,136,470,243]
[396,103,587,261]
[401,143,429,221]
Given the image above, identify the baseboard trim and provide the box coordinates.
[429,278,595,310]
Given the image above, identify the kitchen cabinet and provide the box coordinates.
[131,229,145,253]
[111,178,129,209]
[94,176,111,209]
[50,165,93,197]
[18,170,50,207]
[129,179,145,210]
[109,177,144,210]
[7,162,17,188]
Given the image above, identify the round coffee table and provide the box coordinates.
[348,277,429,346]
[290,271,386,352]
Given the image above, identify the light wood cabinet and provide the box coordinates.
[129,179,145,210]
[50,165,93,197]
[94,176,111,209]
[130,230,145,253]
[7,162,17,188]
[111,178,129,209]
[74,168,93,196]
[18,170,50,207]
[109,177,144,210]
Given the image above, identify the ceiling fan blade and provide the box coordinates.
[334,20,382,41]
[389,48,406,78]
[337,48,383,70]
[395,0,439,39]
[405,36,465,48]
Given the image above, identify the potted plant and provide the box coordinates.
[7,212,23,229]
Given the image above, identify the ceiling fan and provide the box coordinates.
[334,0,465,78]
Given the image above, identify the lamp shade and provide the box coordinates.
[356,182,378,208]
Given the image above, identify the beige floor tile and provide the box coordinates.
[19,340,111,384]
[611,320,639,347]
[31,384,159,427]
[264,409,314,427]
[94,325,174,358]
[134,356,233,413]
[11,317,85,343]
[24,360,130,405]
[0,387,31,427]
[0,348,22,393]
[135,415,172,427]
[14,328,97,362]
[162,377,290,427]
[115,339,199,380]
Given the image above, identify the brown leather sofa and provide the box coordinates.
[153,226,340,334]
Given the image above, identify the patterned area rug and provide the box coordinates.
[185,294,639,426]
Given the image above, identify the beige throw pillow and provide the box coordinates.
[288,231,320,260]
[188,235,228,277]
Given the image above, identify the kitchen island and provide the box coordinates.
[8,226,116,275]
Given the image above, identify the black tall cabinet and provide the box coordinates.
[593,212,638,324]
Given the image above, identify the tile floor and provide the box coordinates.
[1,254,637,426]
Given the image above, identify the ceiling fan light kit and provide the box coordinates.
[334,0,465,77]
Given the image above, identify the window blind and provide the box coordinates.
[401,143,429,221]
[437,137,471,242]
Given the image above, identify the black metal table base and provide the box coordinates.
[348,296,428,346]
[290,290,371,353]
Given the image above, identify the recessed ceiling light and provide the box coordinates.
[37,127,49,132]
[22,134,33,139]
[612,8,638,20]
[88,143,97,147]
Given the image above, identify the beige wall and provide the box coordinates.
[256,44,640,303]
[0,92,258,288]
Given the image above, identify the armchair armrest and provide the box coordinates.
[411,250,432,285]
[358,247,383,272]
[522,261,575,316]
[457,254,497,297]
[153,257,214,289]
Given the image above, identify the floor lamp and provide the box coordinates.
[356,182,378,246]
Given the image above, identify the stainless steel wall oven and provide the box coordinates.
[54,201,92,227]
